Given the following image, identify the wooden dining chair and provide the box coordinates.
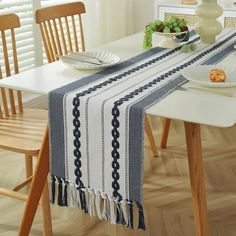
[35,1,86,63]
[35,1,158,157]
[0,13,52,235]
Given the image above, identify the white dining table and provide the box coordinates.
[1,31,236,236]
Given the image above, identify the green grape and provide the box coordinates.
[178,22,184,28]
[146,25,152,31]
[190,43,197,51]
[143,26,153,50]
[181,44,191,53]
[143,41,148,49]
[155,20,162,26]
[150,22,156,30]
[142,16,190,50]
[173,22,177,27]
[174,26,181,33]
[163,26,170,33]
[168,24,174,29]
[162,20,168,26]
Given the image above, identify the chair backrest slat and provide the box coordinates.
[0,88,9,117]
[0,66,3,118]
[65,17,72,52]
[0,13,22,118]
[35,1,86,63]
[1,29,17,114]
[0,103,3,119]
[52,19,62,57]
[71,15,79,52]
[78,14,85,51]
[12,28,23,113]
[58,17,68,55]
[47,21,58,60]
[11,29,19,74]
[0,65,9,117]
[1,31,11,77]
[17,90,23,113]
[43,21,54,62]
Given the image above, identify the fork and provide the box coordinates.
[68,52,107,64]
[58,54,104,65]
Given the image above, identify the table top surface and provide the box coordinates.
[0,31,236,128]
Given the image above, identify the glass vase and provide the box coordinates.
[195,0,223,43]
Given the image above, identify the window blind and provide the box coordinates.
[0,0,72,73]
[0,0,37,73]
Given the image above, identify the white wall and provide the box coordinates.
[133,0,155,32]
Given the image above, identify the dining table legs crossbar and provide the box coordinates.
[18,122,210,236]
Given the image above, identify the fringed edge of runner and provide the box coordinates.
[50,176,146,231]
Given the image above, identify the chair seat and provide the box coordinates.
[0,109,48,155]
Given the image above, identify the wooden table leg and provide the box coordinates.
[18,126,52,236]
[184,122,210,236]
[145,115,158,157]
[160,118,171,148]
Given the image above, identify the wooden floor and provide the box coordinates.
[0,108,236,235]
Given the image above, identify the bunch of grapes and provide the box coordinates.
[143,16,189,50]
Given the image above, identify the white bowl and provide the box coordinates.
[155,31,187,48]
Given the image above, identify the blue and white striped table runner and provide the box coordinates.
[49,29,236,230]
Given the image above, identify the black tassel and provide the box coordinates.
[57,178,64,206]
[79,189,84,210]
[50,176,56,204]
[79,189,88,213]
[82,191,88,213]
[136,202,146,231]
[116,206,120,224]
[128,202,134,229]
[63,180,68,207]
[116,202,124,224]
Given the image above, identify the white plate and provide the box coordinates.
[60,51,120,70]
[182,65,236,88]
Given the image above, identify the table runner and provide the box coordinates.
[49,29,236,230]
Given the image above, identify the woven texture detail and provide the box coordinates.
[224,17,236,28]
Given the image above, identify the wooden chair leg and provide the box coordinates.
[25,155,33,191]
[18,126,51,236]
[40,178,53,236]
[184,122,210,236]
[144,115,158,157]
[160,118,171,148]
